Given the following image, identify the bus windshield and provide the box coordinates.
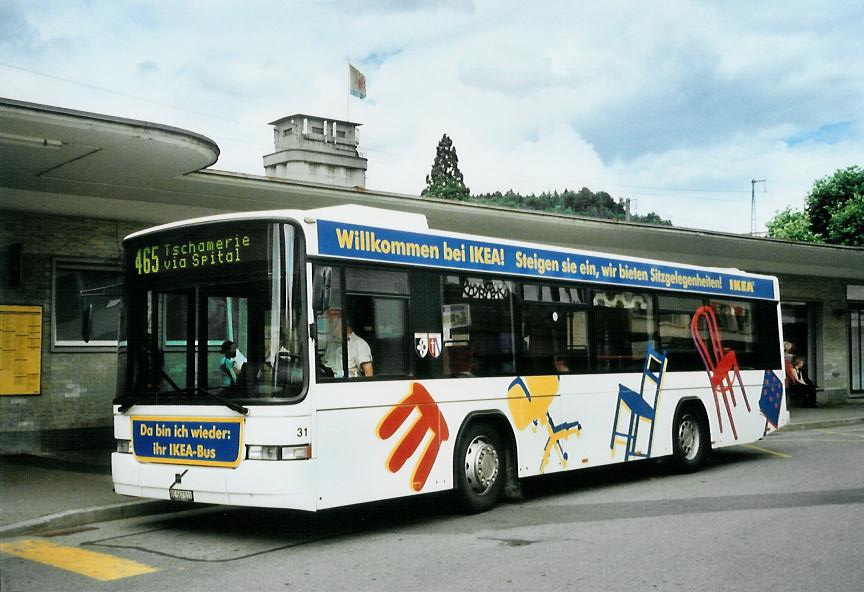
[116,221,306,406]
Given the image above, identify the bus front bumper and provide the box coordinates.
[112,452,318,511]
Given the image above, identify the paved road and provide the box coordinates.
[3,426,863,591]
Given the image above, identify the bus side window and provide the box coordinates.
[441,275,516,377]
[520,283,589,375]
[343,267,411,379]
[315,266,345,379]
[657,294,705,371]
[592,290,655,373]
[344,295,408,377]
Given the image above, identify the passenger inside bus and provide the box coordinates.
[320,307,344,377]
[320,309,374,378]
[219,340,246,386]
[444,344,474,377]
[345,316,374,378]
[554,354,569,373]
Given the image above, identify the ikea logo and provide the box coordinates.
[728,279,755,293]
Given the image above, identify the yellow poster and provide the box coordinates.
[0,305,42,395]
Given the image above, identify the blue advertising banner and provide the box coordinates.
[317,220,777,301]
[132,417,244,467]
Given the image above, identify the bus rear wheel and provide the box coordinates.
[672,405,709,472]
[454,421,505,513]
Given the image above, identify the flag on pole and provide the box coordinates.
[349,64,367,99]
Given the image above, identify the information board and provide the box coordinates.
[131,416,244,467]
[0,305,42,395]
[317,221,777,300]
[127,223,270,282]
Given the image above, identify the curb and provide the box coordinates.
[0,500,181,538]
[777,416,864,433]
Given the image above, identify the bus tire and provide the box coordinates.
[672,404,709,472]
[454,421,505,513]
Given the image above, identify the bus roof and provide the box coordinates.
[125,205,779,301]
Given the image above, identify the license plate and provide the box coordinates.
[169,488,194,502]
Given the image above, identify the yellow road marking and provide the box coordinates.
[0,539,158,581]
[741,443,792,459]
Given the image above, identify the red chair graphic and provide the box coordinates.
[690,305,750,439]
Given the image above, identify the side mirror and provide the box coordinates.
[82,303,95,343]
[312,267,332,313]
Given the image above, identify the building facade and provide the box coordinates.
[264,114,366,188]
[1,97,863,453]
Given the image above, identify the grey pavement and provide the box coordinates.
[782,396,864,430]
[1,397,862,538]
[0,453,177,537]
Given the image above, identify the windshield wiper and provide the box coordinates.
[117,369,249,415]
[182,387,249,416]
[117,397,139,414]
[117,368,183,413]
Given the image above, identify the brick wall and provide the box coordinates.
[1,210,147,453]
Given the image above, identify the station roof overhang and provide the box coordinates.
[1,97,862,282]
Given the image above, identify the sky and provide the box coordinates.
[2,0,862,234]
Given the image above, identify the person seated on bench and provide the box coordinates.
[787,355,817,407]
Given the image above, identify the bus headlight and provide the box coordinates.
[282,445,312,460]
[246,445,311,461]
[116,439,132,454]
[247,445,279,460]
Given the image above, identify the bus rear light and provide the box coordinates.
[246,445,311,461]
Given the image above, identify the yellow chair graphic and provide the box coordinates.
[508,376,582,473]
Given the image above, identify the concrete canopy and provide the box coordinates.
[1,97,862,281]
[0,97,220,223]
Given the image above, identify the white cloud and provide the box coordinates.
[1,0,862,235]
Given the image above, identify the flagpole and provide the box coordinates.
[346,63,351,122]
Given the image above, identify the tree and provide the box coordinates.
[826,193,864,247]
[766,165,864,246]
[473,187,671,225]
[637,211,673,226]
[766,207,819,242]
[806,165,864,239]
[421,135,671,225]
[421,134,470,201]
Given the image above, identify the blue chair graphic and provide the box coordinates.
[610,347,668,461]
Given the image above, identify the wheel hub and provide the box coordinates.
[678,418,699,460]
[465,436,499,495]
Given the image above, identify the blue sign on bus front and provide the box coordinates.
[317,221,777,301]
[131,417,244,467]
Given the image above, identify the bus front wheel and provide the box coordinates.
[454,421,505,513]
[672,405,709,472]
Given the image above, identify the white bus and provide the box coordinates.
[111,205,787,512]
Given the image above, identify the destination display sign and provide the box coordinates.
[131,416,244,467]
[317,220,777,301]
[127,223,270,280]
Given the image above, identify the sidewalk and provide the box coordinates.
[781,396,864,431]
[0,451,177,537]
[2,398,863,537]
